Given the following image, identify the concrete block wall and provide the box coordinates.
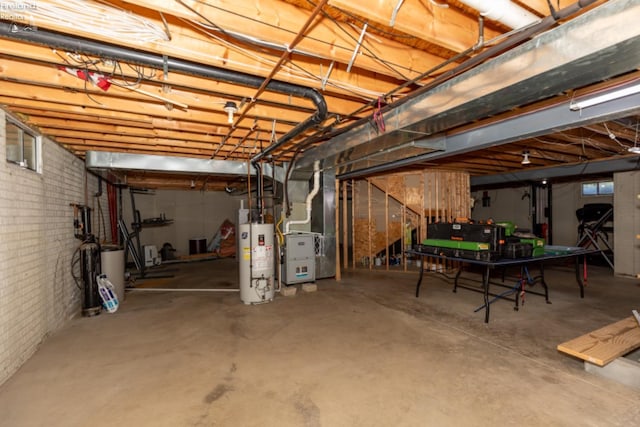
[471,186,532,231]
[613,171,640,277]
[552,182,612,246]
[0,109,109,386]
[472,182,613,246]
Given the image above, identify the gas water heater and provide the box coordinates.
[238,223,275,304]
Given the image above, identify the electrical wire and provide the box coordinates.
[95,197,108,244]
[284,60,385,101]
[54,50,150,104]
[603,122,630,150]
[70,244,83,290]
[29,0,389,107]
[181,18,385,101]
[532,136,612,156]
[187,0,416,79]
[310,1,411,81]
[178,3,433,124]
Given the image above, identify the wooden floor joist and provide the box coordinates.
[557,316,640,366]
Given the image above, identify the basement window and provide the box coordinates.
[5,117,41,172]
[582,180,614,196]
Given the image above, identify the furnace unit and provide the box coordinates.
[282,233,316,285]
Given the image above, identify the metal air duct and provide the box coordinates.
[297,0,635,176]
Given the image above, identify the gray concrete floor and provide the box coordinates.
[1,258,640,426]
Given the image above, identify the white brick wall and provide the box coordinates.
[0,109,111,386]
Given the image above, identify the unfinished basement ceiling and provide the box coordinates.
[1,0,640,190]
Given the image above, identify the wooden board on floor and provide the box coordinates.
[178,252,218,261]
[133,278,173,288]
[557,316,640,366]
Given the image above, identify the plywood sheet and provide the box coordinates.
[386,176,405,204]
[404,174,423,215]
[354,218,375,264]
[557,316,640,366]
[351,169,470,270]
[369,177,388,193]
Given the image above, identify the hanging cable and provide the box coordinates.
[187,0,416,81]
[372,97,386,133]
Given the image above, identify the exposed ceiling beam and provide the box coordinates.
[298,0,640,174]
[0,38,366,116]
[120,0,457,81]
[4,1,405,97]
[326,0,502,52]
[471,156,640,187]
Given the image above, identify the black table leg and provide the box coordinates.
[415,256,425,298]
[453,267,463,293]
[513,266,523,311]
[538,263,550,303]
[575,255,586,298]
[483,265,491,323]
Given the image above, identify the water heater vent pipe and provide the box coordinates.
[285,160,320,234]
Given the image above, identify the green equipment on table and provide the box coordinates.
[421,238,490,251]
[517,237,545,257]
[417,238,495,261]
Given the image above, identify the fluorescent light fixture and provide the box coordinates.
[570,82,640,111]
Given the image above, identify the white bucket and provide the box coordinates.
[101,246,125,302]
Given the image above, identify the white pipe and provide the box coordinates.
[285,160,321,234]
[457,0,539,29]
[128,288,239,292]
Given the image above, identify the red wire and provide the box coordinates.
[373,97,385,132]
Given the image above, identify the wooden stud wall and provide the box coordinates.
[349,170,470,271]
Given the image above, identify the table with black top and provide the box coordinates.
[406,247,595,323]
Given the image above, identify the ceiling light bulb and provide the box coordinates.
[223,101,238,124]
[521,151,531,165]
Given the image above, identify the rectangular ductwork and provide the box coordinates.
[296,0,640,177]
[311,169,336,279]
[85,151,286,183]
